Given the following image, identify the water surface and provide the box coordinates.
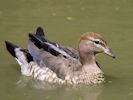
[0,0,133,100]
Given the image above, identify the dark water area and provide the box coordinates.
[0,0,133,100]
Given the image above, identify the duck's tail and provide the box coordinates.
[5,41,33,76]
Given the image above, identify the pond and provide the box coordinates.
[0,0,133,100]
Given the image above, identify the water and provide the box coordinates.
[0,0,133,100]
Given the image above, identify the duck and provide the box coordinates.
[5,27,115,85]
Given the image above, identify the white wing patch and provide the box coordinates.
[45,42,71,58]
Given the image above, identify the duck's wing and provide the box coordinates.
[59,45,79,59]
[30,27,79,59]
[28,40,82,79]
[29,33,72,59]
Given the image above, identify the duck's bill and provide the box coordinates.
[104,47,115,58]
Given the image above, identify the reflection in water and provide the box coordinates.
[17,75,103,100]
[17,75,59,90]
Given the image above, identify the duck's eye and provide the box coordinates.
[94,41,100,44]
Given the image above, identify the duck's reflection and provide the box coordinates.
[16,75,58,90]
[17,75,103,100]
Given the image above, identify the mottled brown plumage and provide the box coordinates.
[27,32,115,85]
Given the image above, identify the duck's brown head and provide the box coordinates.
[78,32,115,58]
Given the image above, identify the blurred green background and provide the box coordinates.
[0,0,133,100]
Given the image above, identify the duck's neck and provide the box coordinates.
[79,52,96,65]
[79,52,102,73]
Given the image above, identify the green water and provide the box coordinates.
[0,0,133,100]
